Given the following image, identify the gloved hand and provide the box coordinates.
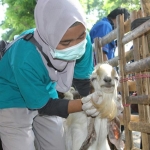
[81,91,102,117]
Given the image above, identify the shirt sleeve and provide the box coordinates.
[72,78,91,97]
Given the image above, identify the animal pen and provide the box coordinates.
[94,1,150,150]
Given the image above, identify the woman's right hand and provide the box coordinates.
[81,91,102,117]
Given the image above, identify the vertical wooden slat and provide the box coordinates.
[94,38,103,64]
[131,10,147,150]
[94,38,99,65]
[98,38,103,63]
[140,0,150,17]
[117,14,133,150]
[140,1,150,149]
[140,0,150,53]
[93,4,150,149]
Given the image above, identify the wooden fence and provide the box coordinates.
[94,11,150,150]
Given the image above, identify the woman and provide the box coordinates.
[0,0,100,150]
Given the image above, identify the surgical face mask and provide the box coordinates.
[50,38,87,61]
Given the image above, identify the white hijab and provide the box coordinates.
[34,0,86,92]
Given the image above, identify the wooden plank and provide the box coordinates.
[99,20,131,47]
[129,121,150,133]
[140,0,150,16]
[125,57,150,74]
[122,19,150,45]
[117,14,133,150]
[100,28,117,47]
[106,48,134,67]
[130,10,147,150]
[140,1,150,149]
[127,94,150,104]
[94,37,104,64]
[130,10,149,150]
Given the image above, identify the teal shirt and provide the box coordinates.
[0,29,93,109]
[0,30,57,109]
[74,32,94,79]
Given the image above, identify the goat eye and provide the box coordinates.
[91,77,97,82]
[115,77,118,81]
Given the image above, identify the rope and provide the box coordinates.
[119,73,150,83]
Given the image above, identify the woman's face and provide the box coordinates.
[56,23,86,50]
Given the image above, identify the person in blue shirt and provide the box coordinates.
[90,7,130,61]
[0,0,100,150]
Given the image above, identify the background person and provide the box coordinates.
[90,7,130,61]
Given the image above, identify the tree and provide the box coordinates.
[79,0,140,29]
[1,0,140,41]
[1,0,36,41]
[80,0,140,18]
[102,0,140,14]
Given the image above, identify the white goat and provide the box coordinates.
[64,64,124,150]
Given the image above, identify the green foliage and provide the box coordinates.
[1,0,36,41]
[103,0,140,14]
[1,0,140,41]
[79,0,104,18]
[1,28,14,41]
[79,0,140,20]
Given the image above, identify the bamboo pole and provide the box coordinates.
[106,48,134,67]
[122,19,150,45]
[98,19,150,51]
[99,28,117,47]
[141,2,150,54]
[129,122,150,133]
[140,0,150,17]
[140,1,150,149]
[127,95,150,105]
[131,9,149,150]
[94,38,104,64]
[130,11,144,125]
[117,14,133,150]
[94,38,99,64]
[125,56,150,74]
[99,20,131,47]
[97,38,103,63]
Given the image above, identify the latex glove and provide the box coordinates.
[81,91,102,117]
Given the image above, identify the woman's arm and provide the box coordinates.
[68,99,82,113]
[38,91,101,118]
[38,98,82,118]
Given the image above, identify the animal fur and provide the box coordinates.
[64,63,123,150]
